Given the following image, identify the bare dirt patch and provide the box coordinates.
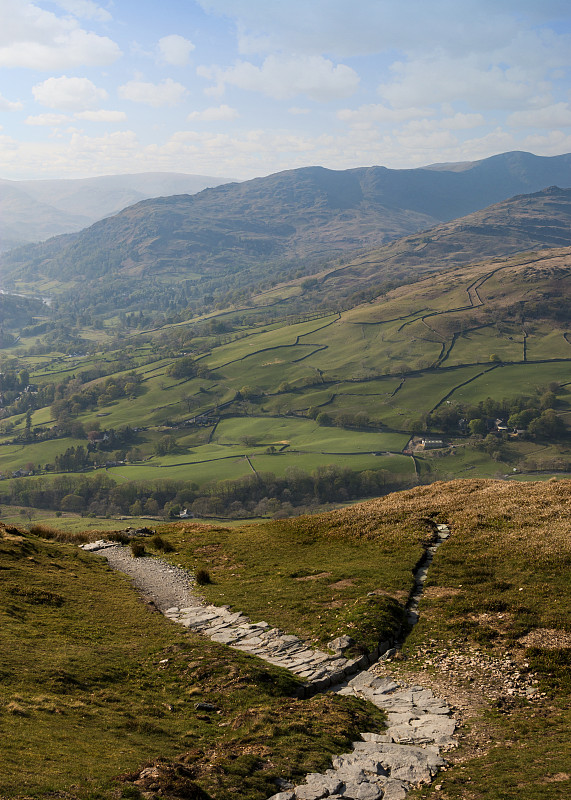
[423,586,461,599]
[518,628,571,649]
[543,772,570,783]
[328,578,354,589]
[294,572,332,581]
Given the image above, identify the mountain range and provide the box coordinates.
[0,172,229,253]
[2,150,571,298]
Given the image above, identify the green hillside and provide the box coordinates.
[1,478,569,799]
[3,155,571,322]
[0,245,569,519]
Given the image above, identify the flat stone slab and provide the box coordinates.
[268,732,449,800]
[80,540,116,551]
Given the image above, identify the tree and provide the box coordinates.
[528,410,566,439]
[143,497,160,515]
[155,436,177,456]
[18,369,30,388]
[60,494,85,512]
[24,410,32,439]
[166,356,197,379]
[468,418,487,436]
[129,499,143,516]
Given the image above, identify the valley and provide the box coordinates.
[0,150,569,800]
[1,241,569,522]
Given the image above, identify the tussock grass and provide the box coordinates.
[129,540,146,557]
[195,567,212,585]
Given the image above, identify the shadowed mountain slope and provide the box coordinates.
[3,151,571,291]
[309,186,571,304]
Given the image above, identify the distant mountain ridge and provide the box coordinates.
[0,172,230,253]
[319,185,571,292]
[2,151,571,299]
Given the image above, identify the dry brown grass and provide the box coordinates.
[327,477,570,556]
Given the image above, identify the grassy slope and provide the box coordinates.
[1,250,570,493]
[0,523,386,800]
[160,479,571,800]
[374,479,570,800]
[2,478,569,799]
[155,512,429,652]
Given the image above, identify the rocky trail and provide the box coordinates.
[83,523,456,800]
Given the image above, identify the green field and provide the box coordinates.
[1,252,569,517]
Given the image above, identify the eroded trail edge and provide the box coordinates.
[85,523,455,800]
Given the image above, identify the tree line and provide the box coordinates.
[0,464,414,520]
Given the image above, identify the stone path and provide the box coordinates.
[267,672,455,799]
[405,523,450,628]
[85,522,456,800]
[163,603,386,690]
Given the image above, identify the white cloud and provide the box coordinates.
[196,0,567,60]
[288,107,310,115]
[118,78,188,107]
[379,54,552,110]
[0,0,121,69]
[32,76,107,110]
[520,129,571,154]
[198,55,359,101]
[25,113,70,126]
[53,0,112,22]
[401,113,486,135]
[157,34,195,66]
[0,93,23,111]
[507,103,571,128]
[75,109,127,122]
[338,104,434,126]
[3,119,571,182]
[187,104,238,121]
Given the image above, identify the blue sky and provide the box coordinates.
[1,0,571,180]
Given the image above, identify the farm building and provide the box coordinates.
[421,437,446,449]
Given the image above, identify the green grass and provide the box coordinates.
[526,327,571,360]
[214,416,408,452]
[0,506,158,532]
[0,437,87,475]
[446,325,524,365]
[449,362,571,405]
[106,455,254,484]
[0,523,387,800]
[418,444,511,479]
[160,510,428,651]
[249,451,414,477]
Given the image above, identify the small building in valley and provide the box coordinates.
[421,437,446,449]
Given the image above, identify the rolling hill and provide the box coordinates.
[0,245,569,510]
[3,151,571,298]
[0,172,229,253]
[303,185,571,307]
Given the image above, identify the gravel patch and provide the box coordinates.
[98,545,201,612]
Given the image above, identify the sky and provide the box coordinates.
[1,0,571,181]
